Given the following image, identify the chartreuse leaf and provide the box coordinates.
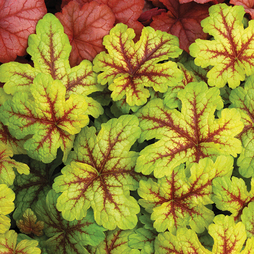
[89,228,139,254]
[0,230,41,254]
[35,189,105,254]
[135,82,243,178]
[0,13,102,118]
[0,184,15,233]
[155,215,254,253]
[0,144,29,186]
[229,75,254,178]
[93,23,183,107]
[0,73,89,163]
[208,215,253,253]
[189,4,254,89]
[53,115,141,230]
[138,156,233,234]
[212,176,254,219]
[154,228,209,254]
[242,202,254,238]
[0,122,27,155]
[163,62,197,109]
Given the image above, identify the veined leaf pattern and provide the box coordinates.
[189,4,254,88]
[93,23,183,106]
[0,73,89,163]
[53,115,141,230]
[135,82,243,178]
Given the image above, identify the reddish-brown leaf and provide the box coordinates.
[0,0,47,63]
[61,0,92,8]
[95,0,145,38]
[139,7,167,26]
[230,0,254,19]
[56,1,115,66]
[150,0,210,52]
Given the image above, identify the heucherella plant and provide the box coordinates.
[2,2,254,253]
[189,3,254,89]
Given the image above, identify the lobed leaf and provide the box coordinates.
[0,230,41,254]
[0,13,102,115]
[135,82,243,178]
[229,75,254,177]
[150,0,210,53]
[0,184,15,233]
[0,145,29,186]
[53,115,141,230]
[0,73,89,163]
[212,176,254,219]
[35,189,105,254]
[93,23,183,106]
[208,215,247,253]
[154,228,209,254]
[56,1,115,66]
[89,228,139,254]
[16,208,44,237]
[138,156,233,234]
[189,4,254,88]
[242,201,254,238]
[12,153,61,222]
[0,0,47,63]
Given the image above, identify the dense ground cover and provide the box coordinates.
[1,0,254,253]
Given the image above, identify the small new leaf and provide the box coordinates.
[16,208,44,236]
[93,23,183,106]
[0,73,89,163]
[189,4,254,88]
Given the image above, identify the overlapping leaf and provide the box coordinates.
[138,156,233,234]
[0,184,15,233]
[0,13,103,117]
[0,230,41,254]
[135,82,243,178]
[189,4,254,88]
[163,62,197,109]
[93,23,183,106]
[150,0,210,53]
[208,215,254,253]
[212,176,254,220]
[230,0,254,19]
[12,153,61,222]
[56,1,115,66]
[0,145,29,186]
[88,228,138,254]
[154,215,254,253]
[0,73,89,163]
[0,122,27,155]
[35,189,105,254]
[0,0,47,63]
[229,75,254,177]
[53,115,141,230]
[155,228,209,254]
